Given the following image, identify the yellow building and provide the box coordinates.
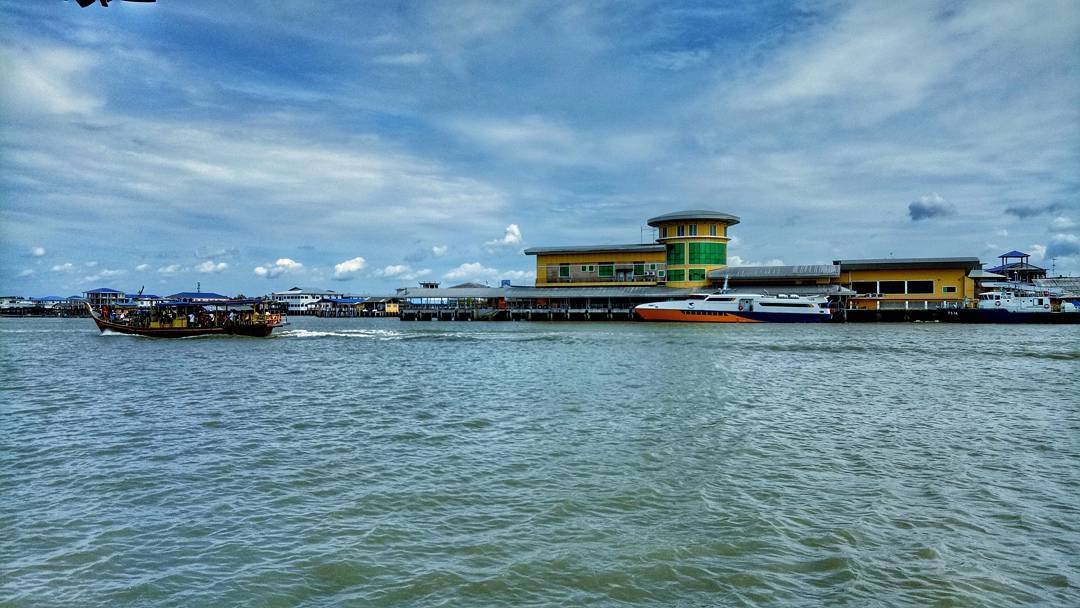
[832,258,981,309]
[647,210,739,288]
[525,244,668,286]
[525,210,739,288]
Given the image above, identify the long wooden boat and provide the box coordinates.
[88,301,286,338]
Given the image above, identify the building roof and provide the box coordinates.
[1034,277,1080,296]
[85,287,123,294]
[523,244,666,255]
[166,291,230,300]
[273,287,339,295]
[646,210,740,227]
[986,262,1045,273]
[968,269,1006,279]
[833,257,982,271]
[394,285,696,300]
[999,250,1029,258]
[708,265,840,281]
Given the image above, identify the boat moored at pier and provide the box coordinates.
[88,300,286,337]
[634,292,831,323]
[962,284,1080,323]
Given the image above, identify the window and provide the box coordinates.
[559,265,570,278]
[666,243,685,265]
[649,264,656,270]
[658,270,666,277]
[667,269,685,281]
[879,281,905,294]
[633,264,645,275]
[688,242,726,265]
[852,281,877,294]
[689,224,698,236]
[598,265,613,278]
[676,225,685,237]
[907,280,934,294]
[942,286,957,294]
[709,224,717,236]
[688,269,706,281]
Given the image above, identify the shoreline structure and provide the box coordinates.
[5,210,1077,323]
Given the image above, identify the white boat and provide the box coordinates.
[635,292,832,323]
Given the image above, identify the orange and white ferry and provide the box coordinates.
[635,292,832,323]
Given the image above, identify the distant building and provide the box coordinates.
[271,287,342,314]
[832,258,982,310]
[83,287,125,307]
[166,291,230,303]
[986,251,1046,283]
[526,210,739,289]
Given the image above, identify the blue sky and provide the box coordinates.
[2,1,1078,297]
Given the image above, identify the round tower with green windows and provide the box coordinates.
[647,210,739,288]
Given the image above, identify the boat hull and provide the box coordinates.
[634,307,830,323]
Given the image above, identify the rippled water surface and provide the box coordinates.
[2,317,1078,606]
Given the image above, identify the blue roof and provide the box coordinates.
[36,296,67,301]
[999,250,1028,258]
[166,292,230,299]
[85,287,123,294]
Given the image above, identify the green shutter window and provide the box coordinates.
[633,264,645,275]
[559,265,570,278]
[688,242,727,265]
[666,244,685,265]
[649,263,656,270]
[658,270,666,277]
[689,269,706,281]
[667,269,685,282]
[598,265,614,278]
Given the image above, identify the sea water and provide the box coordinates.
[2,317,1078,606]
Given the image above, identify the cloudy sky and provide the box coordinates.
[2,1,1078,297]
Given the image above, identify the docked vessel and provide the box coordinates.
[634,292,832,323]
[88,300,286,337]
[964,285,1080,323]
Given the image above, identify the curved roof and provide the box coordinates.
[646,210,740,227]
[524,244,665,255]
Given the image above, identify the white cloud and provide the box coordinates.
[84,261,98,268]
[196,261,229,273]
[1029,244,1047,260]
[0,45,104,116]
[486,224,523,248]
[31,246,45,257]
[17,269,34,277]
[432,244,448,257]
[256,258,305,279]
[135,264,150,271]
[332,256,367,280]
[726,256,785,267]
[444,262,499,282]
[374,264,431,280]
[1046,233,1080,259]
[1049,216,1076,231]
[995,229,1009,238]
[372,52,430,66]
[158,264,183,274]
[82,269,125,284]
[51,263,74,272]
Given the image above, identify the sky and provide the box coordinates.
[1,0,1078,297]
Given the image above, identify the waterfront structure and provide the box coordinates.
[832,258,981,310]
[525,209,738,289]
[83,287,126,308]
[987,251,1047,283]
[271,287,342,314]
[647,210,739,288]
[165,291,228,303]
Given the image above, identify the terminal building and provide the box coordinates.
[398,209,1028,320]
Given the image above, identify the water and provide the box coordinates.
[2,317,1078,607]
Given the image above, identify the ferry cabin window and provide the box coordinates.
[942,286,957,294]
[879,281,905,294]
[906,280,934,294]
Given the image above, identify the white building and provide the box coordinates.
[271,287,342,314]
